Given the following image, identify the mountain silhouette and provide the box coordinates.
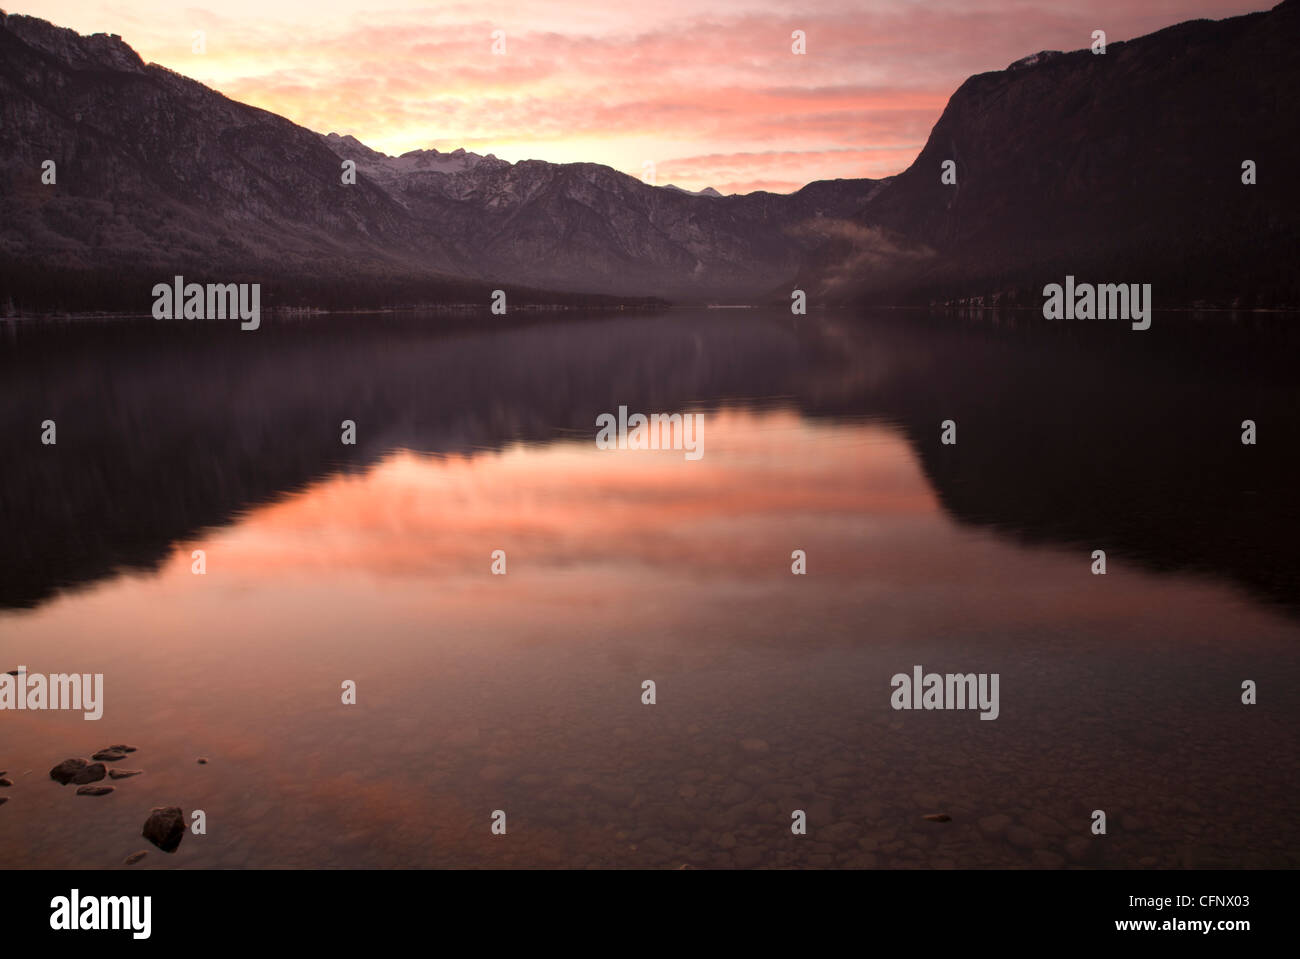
[0,3,1296,308]
[800,0,1300,309]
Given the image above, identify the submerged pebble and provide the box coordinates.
[142,806,185,853]
[49,758,106,785]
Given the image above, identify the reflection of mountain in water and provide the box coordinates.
[2,310,1299,617]
[885,316,1300,620]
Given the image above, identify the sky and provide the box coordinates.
[19,0,1266,193]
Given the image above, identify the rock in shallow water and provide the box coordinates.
[142,806,185,853]
[50,759,107,785]
[76,785,114,796]
[0,777,12,787]
[109,769,143,780]
[92,750,128,762]
[123,850,148,865]
[923,813,952,823]
[50,758,87,784]
[74,763,107,783]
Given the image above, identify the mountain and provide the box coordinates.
[1,3,1296,311]
[0,12,519,311]
[0,10,874,309]
[801,0,1300,309]
[315,131,874,298]
[662,183,724,197]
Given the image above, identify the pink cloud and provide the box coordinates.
[31,0,1269,191]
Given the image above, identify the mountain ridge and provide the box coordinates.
[0,9,875,307]
[801,0,1300,308]
[1,4,1296,311]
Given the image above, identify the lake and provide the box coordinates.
[1,308,1297,868]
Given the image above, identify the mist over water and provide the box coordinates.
[2,309,1297,867]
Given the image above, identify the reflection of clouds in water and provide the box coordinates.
[7,310,1300,616]
[164,412,936,582]
[4,313,1300,867]
[4,406,1300,868]
[124,408,1290,646]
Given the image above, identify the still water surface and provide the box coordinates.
[1,309,1297,867]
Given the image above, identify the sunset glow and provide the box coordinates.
[19,0,1262,192]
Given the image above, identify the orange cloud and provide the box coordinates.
[27,0,1268,192]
